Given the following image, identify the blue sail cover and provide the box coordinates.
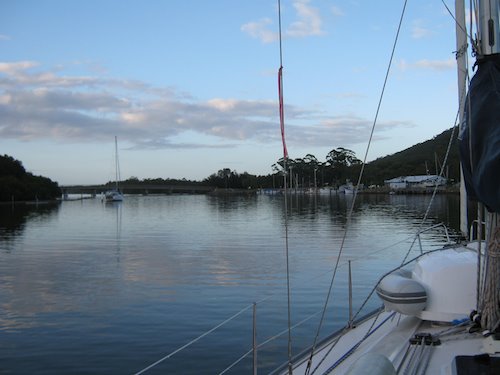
[459,54,500,213]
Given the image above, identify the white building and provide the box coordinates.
[384,175,447,190]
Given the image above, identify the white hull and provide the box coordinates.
[104,190,123,202]
[278,307,488,375]
[275,243,497,375]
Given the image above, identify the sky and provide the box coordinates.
[0,0,463,185]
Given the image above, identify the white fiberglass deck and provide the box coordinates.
[283,310,491,375]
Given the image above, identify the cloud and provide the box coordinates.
[130,139,237,150]
[0,61,39,75]
[284,116,414,148]
[240,18,278,44]
[398,58,455,71]
[335,92,364,100]
[331,6,344,17]
[0,61,158,94]
[242,0,324,43]
[414,58,455,70]
[286,0,324,37]
[0,61,411,151]
[0,34,11,41]
[411,20,433,39]
[0,62,280,146]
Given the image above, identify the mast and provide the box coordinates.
[477,0,500,55]
[455,0,468,236]
[114,136,119,191]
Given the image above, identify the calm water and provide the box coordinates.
[0,193,461,374]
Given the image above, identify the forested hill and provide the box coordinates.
[0,155,60,202]
[363,128,460,186]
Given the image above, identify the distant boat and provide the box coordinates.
[103,136,124,203]
[104,189,123,202]
[343,187,354,195]
[318,187,333,195]
[338,181,355,194]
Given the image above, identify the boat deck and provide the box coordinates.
[283,310,498,374]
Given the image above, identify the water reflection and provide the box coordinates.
[0,203,60,249]
[0,194,464,374]
[387,194,461,234]
[205,194,258,212]
[103,201,123,263]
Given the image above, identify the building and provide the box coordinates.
[384,175,447,190]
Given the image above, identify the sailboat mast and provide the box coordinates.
[477,0,500,55]
[115,136,119,190]
[455,0,468,236]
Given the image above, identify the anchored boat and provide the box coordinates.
[103,136,124,203]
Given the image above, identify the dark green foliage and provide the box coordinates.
[117,176,200,187]
[113,172,269,191]
[203,169,244,189]
[201,169,277,189]
[0,155,60,201]
[363,128,459,185]
[195,129,459,190]
[0,154,26,178]
[267,128,459,188]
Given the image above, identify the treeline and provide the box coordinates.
[115,176,202,187]
[2,127,457,200]
[121,147,363,190]
[118,172,274,190]
[201,147,364,189]
[113,128,460,190]
[199,128,460,189]
[0,155,60,201]
[203,169,274,189]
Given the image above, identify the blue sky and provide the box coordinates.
[1,0,461,185]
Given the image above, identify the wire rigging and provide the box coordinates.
[303,2,410,374]
[277,1,293,373]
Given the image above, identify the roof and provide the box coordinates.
[384,175,446,183]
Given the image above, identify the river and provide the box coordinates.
[0,193,461,374]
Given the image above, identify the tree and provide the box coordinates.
[303,154,320,187]
[326,147,360,167]
[325,147,361,185]
[217,168,232,188]
[203,168,245,189]
[0,154,26,178]
[0,155,60,201]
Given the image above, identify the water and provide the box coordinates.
[0,193,461,374]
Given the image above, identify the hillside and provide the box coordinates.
[362,128,459,186]
[0,155,61,202]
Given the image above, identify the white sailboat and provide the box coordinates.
[104,136,124,203]
[272,0,500,374]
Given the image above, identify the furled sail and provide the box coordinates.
[459,54,500,213]
[459,0,500,333]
